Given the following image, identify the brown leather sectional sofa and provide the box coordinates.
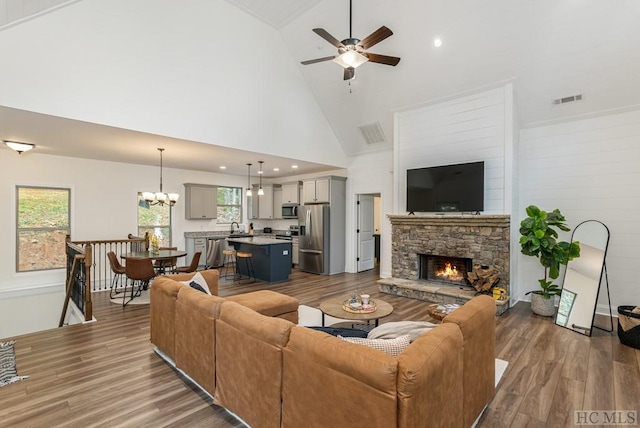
[150,270,496,428]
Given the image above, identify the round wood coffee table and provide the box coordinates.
[319,296,394,328]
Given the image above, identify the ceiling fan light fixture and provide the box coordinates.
[333,50,368,68]
[4,140,35,154]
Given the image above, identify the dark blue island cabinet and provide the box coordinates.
[226,237,292,282]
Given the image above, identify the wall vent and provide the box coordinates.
[552,94,584,105]
[358,122,386,145]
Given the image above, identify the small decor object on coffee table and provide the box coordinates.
[319,296,394,328]
[343,299,377,314]
[427,303,460,321]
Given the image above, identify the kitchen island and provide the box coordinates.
[226,237,292,282]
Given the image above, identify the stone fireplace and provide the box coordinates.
[419,254,472,286]
[379,214,510,314]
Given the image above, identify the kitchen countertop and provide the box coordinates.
[184,230,290,239]
[226,237,292,246]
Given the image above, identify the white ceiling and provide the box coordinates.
[1,0,639,175]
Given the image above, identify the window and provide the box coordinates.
[16,186,70,272]
[137,193,171,247]
[217,186,242,224]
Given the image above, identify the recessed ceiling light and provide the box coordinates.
[292,165,298,169]
[433,38,442,48]
[219,166,226,170]
[273,167,280,172]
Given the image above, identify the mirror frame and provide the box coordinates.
[555,220,610,336]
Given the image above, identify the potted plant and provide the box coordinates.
[519,205,580,316]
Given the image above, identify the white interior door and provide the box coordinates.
[357,194,375,272]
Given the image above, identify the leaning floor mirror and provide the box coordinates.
[555,220,612,336]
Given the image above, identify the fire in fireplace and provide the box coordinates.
[419,254,472,286]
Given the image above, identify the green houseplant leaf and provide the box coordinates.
[520,205,581,299]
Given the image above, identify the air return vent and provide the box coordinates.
[358,122,386,145]
[552,94,584,105]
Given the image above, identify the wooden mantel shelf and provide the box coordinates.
[387,214,510,227]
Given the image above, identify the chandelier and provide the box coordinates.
[142,148,179,207]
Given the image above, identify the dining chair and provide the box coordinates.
[124,257,155,307]
[154,246,177,274]
[173,252,201,274]
[107,251,126,299]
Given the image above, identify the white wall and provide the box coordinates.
[394,85,514,215]
[518,109,640,311]
[0,151,248,295]
[0,0,347,167]
[346,150,394,277]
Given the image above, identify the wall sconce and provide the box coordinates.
[4,140,35,154]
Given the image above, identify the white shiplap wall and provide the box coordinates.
[519,109,640,310]
[394,85,513,214]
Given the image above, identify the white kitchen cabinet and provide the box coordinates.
[302,178,330,203]
[273,186,283,219]
[292,236,299,265]
[249,184,279,219]
[281,182,300,204]
[184,184,217,220]
[185,237,207,268]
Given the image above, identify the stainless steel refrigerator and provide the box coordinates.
[298,204,330,275]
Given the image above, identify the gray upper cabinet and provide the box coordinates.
[184,183,217,219]
[281,182,300,204]
[249,184,280,219]
[302,178,330,204]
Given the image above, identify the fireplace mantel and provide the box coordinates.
[388,214,510,228]
[382,213,511,314]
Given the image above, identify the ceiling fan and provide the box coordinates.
[301,0,401,81]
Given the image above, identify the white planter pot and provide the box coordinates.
[530,293,555,317]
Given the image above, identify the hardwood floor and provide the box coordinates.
[1,268,638,427]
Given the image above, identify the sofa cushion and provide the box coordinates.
[226,290,298,322]
[282,327,398,427]
[179,271,211,295]
[367,321,436,342]
[339,335,411,357]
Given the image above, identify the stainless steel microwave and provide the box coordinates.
[282,204,299,219]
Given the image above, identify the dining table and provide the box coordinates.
[121,250,188,274]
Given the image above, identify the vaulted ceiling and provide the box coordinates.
[1,0,639,175]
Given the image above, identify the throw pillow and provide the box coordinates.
[367,321,436,342]
[189,281,208,294]
[0,341,28,387]
[339,334,411,357]
[180,271,211,295]
[308,326,368,338]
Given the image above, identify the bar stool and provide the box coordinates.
[222,249,236,279]
[235,251,255,283]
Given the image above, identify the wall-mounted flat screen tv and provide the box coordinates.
[406,161,484,213]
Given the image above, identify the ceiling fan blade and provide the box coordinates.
[343,67,355,81]
[301,55,337,65]
[312,28,344,48]
[360,26,393,50]
[366,53,401,66]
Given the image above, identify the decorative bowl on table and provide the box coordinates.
[342,299,377,314]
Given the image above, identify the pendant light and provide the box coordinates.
[257,161,265,196]
[246,163,253,197]
[142,148,179,206]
